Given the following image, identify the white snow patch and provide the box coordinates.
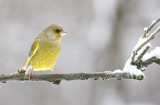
[144,27,148,32]
[151,20,156,24]
[113,69,123,73]
[142,47,160,61]
[112,59,144,76]
[123,59,144,76]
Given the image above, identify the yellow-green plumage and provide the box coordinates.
[29,39,61,70]
[23,24,66,72]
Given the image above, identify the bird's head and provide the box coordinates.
[39,24,67,41]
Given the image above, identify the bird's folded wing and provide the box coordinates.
[26,38,39,67]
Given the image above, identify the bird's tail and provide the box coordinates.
[22,65,27,70]
[22,64,32,74]
[22,56,32,70]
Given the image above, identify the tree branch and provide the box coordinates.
[0,19,160,84]
[141,57,160,67]
[0,70,143,85]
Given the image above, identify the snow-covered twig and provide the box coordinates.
[143,18,160,38]
[128,18,160,73]
[131,25,160,63]
[141,47,160,67]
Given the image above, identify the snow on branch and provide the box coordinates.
[131,19,160,68]
[0,18,160,84]
[113,18,160,79]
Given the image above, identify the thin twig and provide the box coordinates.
[143,18,160,38]
[141,57,160,67]
[136,27,160,53]
[137,46,150,61]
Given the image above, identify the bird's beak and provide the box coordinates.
[60,30,67,36]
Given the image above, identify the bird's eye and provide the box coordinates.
[55,29,60,33]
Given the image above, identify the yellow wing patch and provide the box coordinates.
[22,38,39,70]
[29,38,39,57]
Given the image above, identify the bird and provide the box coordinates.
[22,24,67,78]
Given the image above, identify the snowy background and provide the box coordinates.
[0,0,160,105]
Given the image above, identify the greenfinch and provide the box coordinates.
[22,24,67,75]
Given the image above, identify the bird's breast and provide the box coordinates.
[39,41,62,55]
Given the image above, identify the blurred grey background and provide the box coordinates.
[0,0,160,105]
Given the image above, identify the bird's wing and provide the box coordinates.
[23,38,39,69]
[28,38,39,57]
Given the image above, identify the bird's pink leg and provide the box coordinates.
[28,68,33,80]
[53,70,58,74]
[52,69,58,74]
